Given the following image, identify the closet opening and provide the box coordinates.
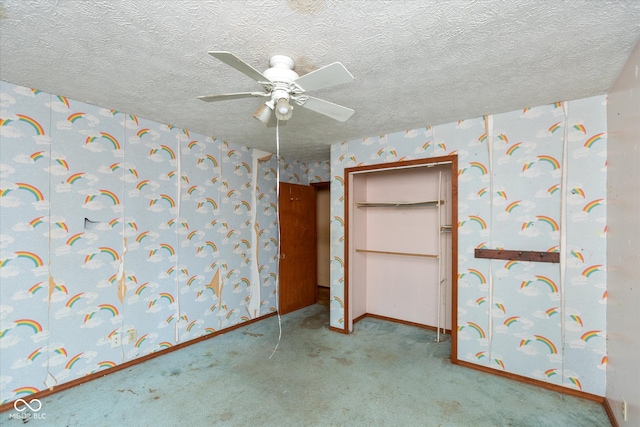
[343,156,458,361]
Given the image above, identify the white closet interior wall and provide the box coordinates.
[348,165,453,332]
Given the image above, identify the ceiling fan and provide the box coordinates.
[198,51,355,127]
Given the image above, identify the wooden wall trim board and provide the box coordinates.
[352,313,368,324]
[450,155,458,362]
[0,312,277,414]
[474,248,560,263]
[310,182,330,189]
[328,326,349,334]
[604,398,620,427]
[344,166,352,331]
[342,155,459,364]
[456,360,605,403]
[358,313,453,334]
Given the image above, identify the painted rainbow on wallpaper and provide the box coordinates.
[584,133,604,148]
[14,319,43,334]
[13,251,44,267]
[15,183,45,201]
[15,114,45,135]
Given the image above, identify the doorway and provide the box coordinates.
[343,156,459,360]
[278,182,317,314]
[313,182,331,306]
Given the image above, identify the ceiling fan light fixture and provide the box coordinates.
[253,101,273,125]
[275,97,293,121]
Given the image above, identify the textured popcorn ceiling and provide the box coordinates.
[1,1,639,162]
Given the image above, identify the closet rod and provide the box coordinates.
[355,249,439,259]
[348,161,453,175]
[355,200,444,208]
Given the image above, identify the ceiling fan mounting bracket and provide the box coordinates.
[269,55,294,69]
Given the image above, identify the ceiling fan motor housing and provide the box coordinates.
[263,55,299,83]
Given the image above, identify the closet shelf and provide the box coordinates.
[355,200,444,208]
[355,248,439,259]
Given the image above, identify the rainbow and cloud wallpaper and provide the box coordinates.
[0,78,606,401]
[0,80,330,404]
[330,96,607,396]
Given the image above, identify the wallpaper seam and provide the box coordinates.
[45,92,55,389]
[118,116,126,361]
[175,132,182,343]
[486,114,495,363]
[559,101,569,388]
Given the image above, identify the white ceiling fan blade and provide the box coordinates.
[294,62,354,92]
[208,51,271,83]
[198,92,269,102]
[298,96,354,122]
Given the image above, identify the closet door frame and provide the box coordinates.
[341,155,458,362]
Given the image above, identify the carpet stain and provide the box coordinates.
[242,331,263,337]
[300,311,328,329]
[436,400,461,416]
[308,344,335,358]
[220,411,233,421]
[332,357,353,366]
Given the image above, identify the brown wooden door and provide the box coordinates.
[279,182,317,314]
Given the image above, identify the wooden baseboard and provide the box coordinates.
[328,325,349,334]
[0,312,277,414]
[604,397,620,427]
[456,360,604,403]
[363,313,452,333]
[352,313,367,324]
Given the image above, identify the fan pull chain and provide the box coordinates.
[269,118,283,359]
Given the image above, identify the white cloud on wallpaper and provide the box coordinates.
[0,335,20,348]
[56,120,73,131]
[0,164,16,179]
[0,92,16,107]
[12,87,36,98]
[0,305,14,321]
[49,228,69,240]
[47,164,70,176]
[83,141,106,153]
[45,100,70,113]
[0,125,23,138]
[10,289,36,300]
